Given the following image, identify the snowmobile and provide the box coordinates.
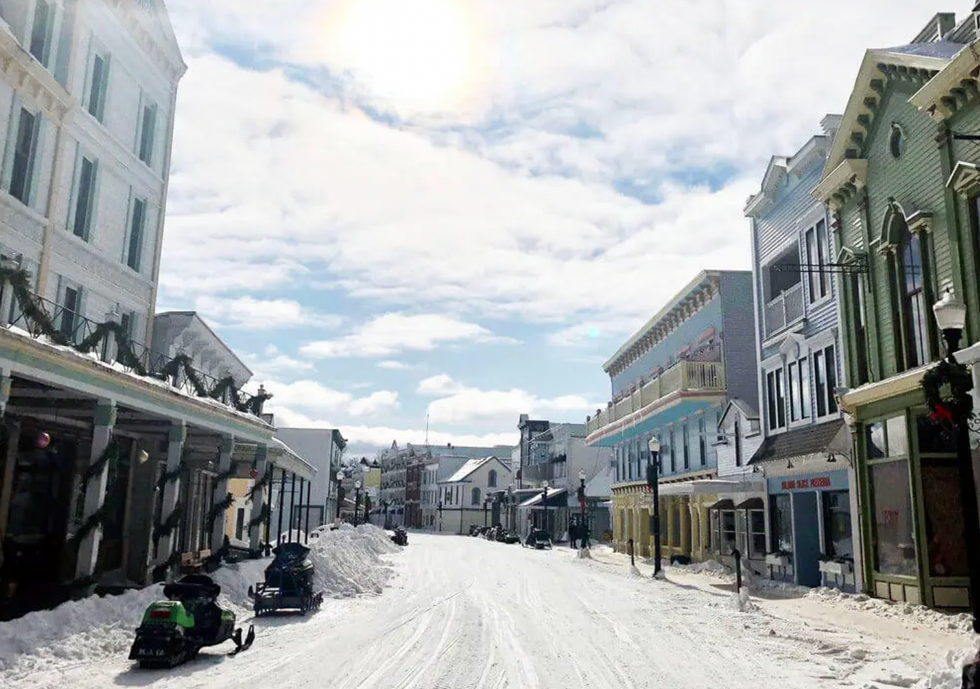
[129,574,254,668]
[249,542,323,615]
[390,526,408,546]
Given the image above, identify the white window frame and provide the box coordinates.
[67,149,99,242]
[83,36,111,123]
[2,99,44,209]
[764,364,787,433]
[786,354,811,428]
[135,92,158,167]
[27,0,60,70]
[804,216,833,307]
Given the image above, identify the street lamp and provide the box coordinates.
[335,470,345,521]
[541,480,549,536]
[577,469,588,549]
[382,500,390,529]
[507,484,514,531]
[353,480,362,527]
[647,436,663,578]
[437,501,443,532]
[930,289,980,635]
[483,498,489,527]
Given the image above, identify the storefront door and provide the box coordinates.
[792,492,821,587]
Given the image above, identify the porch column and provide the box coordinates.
[0,277,14,327]
[75,400,116,579]
[699,502,710,559]
[0,370,10,418]
[248,444,269,552]
[665,499,675,555]
[689,503,701,560]
[679,497,691,556]
[210,435,235,552]
[157,422,185,563]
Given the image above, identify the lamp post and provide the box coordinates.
[437,501,443,532]
[363,493,371,525]
[930,290,980,636]
[335,471,345,520]
[541,480,549,535]
[382,500,390,529]
[507,485,514,531]
[483,498,489,527]
[353,480,362,527]
[647,436,663,578]
[577,469,588,549]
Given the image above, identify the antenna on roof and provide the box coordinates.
[425,413,430,452]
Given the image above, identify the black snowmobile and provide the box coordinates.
[249,542,323,615]
[391,526,408,546]
[129,574,254,668]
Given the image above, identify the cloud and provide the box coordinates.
[300,313,515,358]
[263,379,398,418]
[244,344,315,380]
[377,360,414,370]
[420,375,598,424]
[196,295,343,330]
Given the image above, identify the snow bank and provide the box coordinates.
[912,649,976,689]
[307,524,400,598]
[212,556,272,609]
[806,586,973,635]
[726,588,759,613]
[0,585,163,672]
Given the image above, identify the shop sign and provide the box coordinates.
[767,470,847,494]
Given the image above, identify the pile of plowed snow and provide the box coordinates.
[307,524,401,598]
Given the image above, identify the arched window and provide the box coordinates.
[901,231,928,367]
[471,487,481,506]
[488,469,497,487]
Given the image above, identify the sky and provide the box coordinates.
[156,0,953,456]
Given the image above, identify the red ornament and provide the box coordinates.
[249,469,259,479]
[930,404,954,424]
[36,431,51,449]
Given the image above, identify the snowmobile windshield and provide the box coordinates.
[273,543,311,561]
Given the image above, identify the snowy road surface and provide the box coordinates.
[2,533,974,689]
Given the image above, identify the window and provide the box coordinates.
[900,232,928,368]
[788,357,809,422]
[805,220,829,302]
[30,0,55,67]
[682,424,689,470]
[72,156,97,240]
[488,469,497,488]
[813,345,838,418]
[866,414,915,576]
[138,101,157,165]
[890,124,904,158]
[669,427,676,473]
[822,491,852,559]
[127,197,146,271]
[9,108,39,205]
[697,416,706,466]
[771,494,792,553]
[86,47,110,121]
[235,508,245,541]
[788,361,798,421]
[60,285,79,341]
[766,369,786,431]
[720,510,736,554]
[734,418,743,467]
[765,243,802,302]
[848,273,869,385]
[749,510,766,558]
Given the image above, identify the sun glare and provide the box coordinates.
[322,0,483,114]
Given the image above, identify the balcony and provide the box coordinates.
[764,282,804,338]
[586,360,725,437]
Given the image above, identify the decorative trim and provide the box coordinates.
[906,210,933,235]
[947,160,980,198]
[813,159,868,210]
[0,30,76,125]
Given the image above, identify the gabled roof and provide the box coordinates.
[748,419,847,465]
[822,46,960,182]
[717,398,759,429]
[442,456,511,483]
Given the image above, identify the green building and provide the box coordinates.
[814,10,980,609]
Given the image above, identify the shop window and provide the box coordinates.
[918,415,967,577]
[771,494,792,553]
[749,510,766,558]
[869,459,915,576]
[814,345,839,418]
[822,491,852,559]
[720,510,736,554]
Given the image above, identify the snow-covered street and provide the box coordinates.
[1,532,977,689]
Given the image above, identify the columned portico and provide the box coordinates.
[211,435,236,552]
[156,422,185,566]
[249,444,269,552]
[75,400,117,579]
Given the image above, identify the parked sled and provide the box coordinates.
[129,574,254,668]
[249,542,324,616]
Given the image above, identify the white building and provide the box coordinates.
[437,456,511,535]
[274,427,347,529]
[0,0,184,348]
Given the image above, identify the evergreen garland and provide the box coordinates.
[245,467,272,503]
[206,492,234,534]
[156,460,186,493]
[153,501,183,545]
[923,357,975,436]
[79,441,120,494]
[247,503,270,531]
[214,463,238,485]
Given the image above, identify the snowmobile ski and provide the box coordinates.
[227,625,256,656]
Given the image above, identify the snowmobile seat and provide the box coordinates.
[163,574,221,603]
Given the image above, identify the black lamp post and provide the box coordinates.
[541,481,549,535]
[363,493,371,525]
[647,436,663,578]
[930,290,980,637]
[353,480,362,527]
[577,468,588,549]
[507,485,514,531]
[483,498,489,527]
[437,501,443,532]
[382,500,390,529]
[335,470,344,520]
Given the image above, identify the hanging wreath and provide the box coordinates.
[922,358,974,432]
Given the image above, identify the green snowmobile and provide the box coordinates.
[129,574,254,668]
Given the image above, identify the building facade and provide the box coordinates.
[586,270,758,562]
[273,427,346,530]
[436,456,511,535]
[816,10,979,609]
[743,117,860,591]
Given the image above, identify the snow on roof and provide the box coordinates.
[445,457,493,483]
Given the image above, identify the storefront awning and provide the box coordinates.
[659,478,753,497]
[735,497,764,510]
[749,419,847,466]
[708,499,735,510]
[519,487,568,508]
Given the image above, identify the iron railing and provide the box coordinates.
[4,290,266,417]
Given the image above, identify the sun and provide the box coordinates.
[321,0,483,114]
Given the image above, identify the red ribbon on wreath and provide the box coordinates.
[930,403,954,424]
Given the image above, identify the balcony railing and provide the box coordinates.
[0,276,268,418]
[764,282,804,338]
[586,360,725,436]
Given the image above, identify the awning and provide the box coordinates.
[269,437,317,481]
[708,499,735,510]
[519,487,568,508]
[735,497,764,510]
[749,419,848,466]
[659,478,752,497]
